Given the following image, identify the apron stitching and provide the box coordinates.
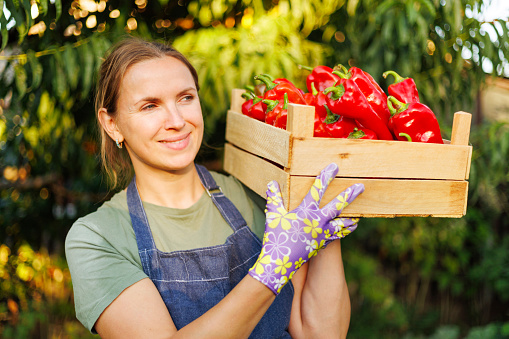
[151,276,230,283]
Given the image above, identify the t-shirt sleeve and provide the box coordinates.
[65,219,147,333]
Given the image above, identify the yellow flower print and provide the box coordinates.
[307,240,326,258]
[324,229,331,239]
[303,218,322,238]
[335,192,350,211]
[250,248,272,275]
[275,276,288,293]
[274,256,292,276]
[267,207,298,230]
[310,177,323,202]
[294,257,305,269]
[267,193,282,206]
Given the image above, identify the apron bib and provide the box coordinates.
[127,164,293,338]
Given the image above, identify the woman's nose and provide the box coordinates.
[163,106,186,130]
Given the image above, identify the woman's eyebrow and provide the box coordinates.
[133,87,197,106]
[133,96,160,106]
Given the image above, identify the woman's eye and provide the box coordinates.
[181,95,194,102]
[142,104,156,111]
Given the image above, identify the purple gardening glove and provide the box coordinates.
[248,163,364,294]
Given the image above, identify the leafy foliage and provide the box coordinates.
[0,0,508,337]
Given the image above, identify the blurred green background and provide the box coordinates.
[1,0,508,338]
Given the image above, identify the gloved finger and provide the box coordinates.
[326,217,360,239]
[322,183,365,219]
[265,180,285,214]
[301,163,339,207]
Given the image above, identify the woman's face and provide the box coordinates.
[114,56,203,176]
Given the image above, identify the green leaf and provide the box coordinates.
[21,0,32,31]
[0,0,4,20]
[0,11,8,50]
[5,0,27,42]
[14,63,27,98]
[27,50,43,90]
[80,42,94,98]
[39,0,48,16]
[54,0,61,21]
[61,44,78,89]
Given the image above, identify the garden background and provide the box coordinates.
[1,0,508,338]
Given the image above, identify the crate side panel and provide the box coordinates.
[290,138,471,180]
[225,110,291,167]
[288,177,468,218]
[223,143,290,207]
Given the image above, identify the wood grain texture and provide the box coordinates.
[451,112,472,146]
[289,137,472,180]
[288,177,469,218]
[225,110,292,167]
[287,103,315,138]
[223,143,291,208]
[223,144,468,218]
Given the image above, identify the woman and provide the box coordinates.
[65,37,364,338]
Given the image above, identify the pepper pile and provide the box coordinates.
[241,66,443,144]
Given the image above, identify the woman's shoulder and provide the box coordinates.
[66,190,133,244]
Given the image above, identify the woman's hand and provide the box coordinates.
[248,163,364,294]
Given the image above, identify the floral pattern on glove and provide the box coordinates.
[249,163,365,294]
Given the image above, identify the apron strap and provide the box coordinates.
[195,164,247,232]
[127,177,158,251]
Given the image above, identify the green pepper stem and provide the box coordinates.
[348,128,366,139]
[324,84,346,101]
[241,92,255,100]
[387,96,409,118]
[333,64,349,75]
[332,70,350,79]
[323,104,340,124]
[382,70,407,84]
[262,98,279,112]
[311,82,318,96]
[282,93,289,110]
[399,132,412,142]
[299,65,314,72]
[254,74,277,91]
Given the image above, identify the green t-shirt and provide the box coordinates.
[65,172,266,333]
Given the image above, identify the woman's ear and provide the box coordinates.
[98,108,124,143]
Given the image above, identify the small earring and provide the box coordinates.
[115,139,123,149]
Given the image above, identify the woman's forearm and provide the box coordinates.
[174,275,276,338]
[291,240,351,339]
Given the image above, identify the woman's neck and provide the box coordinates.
[134,164,205,209]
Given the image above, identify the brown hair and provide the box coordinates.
[95,37,200,190]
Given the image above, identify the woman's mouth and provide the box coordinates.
[159,133,191,150]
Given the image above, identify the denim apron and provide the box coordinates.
[126,164,294,338]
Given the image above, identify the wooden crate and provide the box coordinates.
[223,89,473,218]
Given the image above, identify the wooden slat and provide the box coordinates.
[223,143,290,207]
[288,177,468,218]
[225,110,292,167]
[287,103,315,138]
[289,137,472,180]
[451,112,472,146]
[223,144,468,218]
[231,88,245,114]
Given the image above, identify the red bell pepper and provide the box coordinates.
[263,93,289,129]
[300,65,340,93]
[383,70,420,103]
[333,68,390,124]
[323,104,357,138]
[387,96,443,144]
[347,127,377,140]
[241,91,266,122]
[324,81,394,140]
[254,74,306,105]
